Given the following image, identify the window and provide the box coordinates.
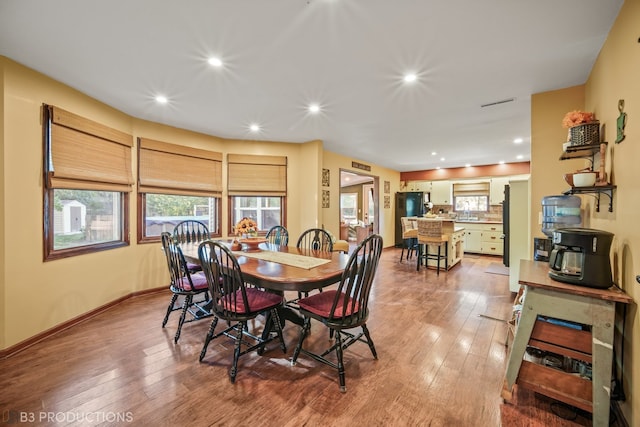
[43,105,133,260]
[340,193,358,224]
[142,194,219,238]
[227,154,287,235]
[230,197,283,234]
[453,182,490,213]
[137,138,222,242]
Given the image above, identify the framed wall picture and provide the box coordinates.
[384,195,390,209]
[384,180,390,194]
[322,190,330,208]
[322,168,330,187]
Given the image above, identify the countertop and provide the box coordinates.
[454,219,502,224]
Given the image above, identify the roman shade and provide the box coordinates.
[138,137,222,197]
[45,105,134,192]
[453,182,490,196]
[227,154,287,196]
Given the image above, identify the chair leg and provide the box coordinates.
[199,316,219,362]
[334,330,346,392]
[361,324,378,359]
[230,321,245,383]
[436,246,441,276]
[174,295,192,343]
[162,294,178,327]
[291,317,312,364]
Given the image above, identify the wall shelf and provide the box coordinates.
[560,142,615,212]
[563,185,616,212]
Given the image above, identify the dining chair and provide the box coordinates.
[294,228,335,300]
[296,228,334,253]
[399,216,418,262]
[197,240,287,383]
[416,218,448,274]
[291,233,383,392]
[265,225,289,246]
[160,232,212,343]
[173,220,210,273]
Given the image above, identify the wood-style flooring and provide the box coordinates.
[1,250,527,426]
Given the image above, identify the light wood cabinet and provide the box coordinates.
[430,180,451,204]
[457,222,503,255]
[490,177,509,204]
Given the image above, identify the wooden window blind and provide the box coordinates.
[45,105,134,192]
[453,182,490,196]
[138,137,222,197]
[227,154,287,196]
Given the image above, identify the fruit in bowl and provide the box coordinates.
[573,172,597,187]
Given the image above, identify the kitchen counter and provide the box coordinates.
[454,219,502,224]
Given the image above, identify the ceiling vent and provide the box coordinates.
[481,98,515,108]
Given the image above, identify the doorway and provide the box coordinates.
[339,170,378,242]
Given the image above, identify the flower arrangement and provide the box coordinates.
[562,110,596,128]
[235,217,258,237]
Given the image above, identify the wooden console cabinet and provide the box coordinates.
[502,260,632,426]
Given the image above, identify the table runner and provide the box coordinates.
[232,250,332,270]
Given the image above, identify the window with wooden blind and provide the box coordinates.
[43,104,133,261]
[453,182,490,212]
[227,154,287,235]
[137,137,223,242]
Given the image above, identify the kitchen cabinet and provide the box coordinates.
[490,177,509,204]
[457,222,502,255]
[430,180,451,204]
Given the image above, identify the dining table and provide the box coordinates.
[179,240,350,333]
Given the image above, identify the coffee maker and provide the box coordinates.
[548,228,614,289]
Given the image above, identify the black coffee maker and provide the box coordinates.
[548,228,614,289]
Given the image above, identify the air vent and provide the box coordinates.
[481,98,515,108]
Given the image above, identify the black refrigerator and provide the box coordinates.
[502,184,510,267]
[395,192,426,246]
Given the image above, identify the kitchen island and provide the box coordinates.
[419,217,465,270]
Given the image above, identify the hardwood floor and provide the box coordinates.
[0,249,517,426]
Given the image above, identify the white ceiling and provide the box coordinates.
[0,0,623,172]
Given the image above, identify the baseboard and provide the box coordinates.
[0,286,166,359]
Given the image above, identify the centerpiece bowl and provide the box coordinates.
[238,237,267,252]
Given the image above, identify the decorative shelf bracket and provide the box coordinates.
[563,185,616,212]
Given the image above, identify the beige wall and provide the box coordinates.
[531,0,639,422]
[0,57,360,351]
[322,150,400,248]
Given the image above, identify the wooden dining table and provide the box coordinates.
[179,240,350,330]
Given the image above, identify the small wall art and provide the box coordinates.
[384,180,390,194]
[322,190,330,208]
[384,195,390,209]
[322,168,330,187]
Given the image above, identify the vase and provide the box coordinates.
[239,237,267,252]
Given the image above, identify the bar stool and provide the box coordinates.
[416,218,448,275]
[399,216,418,262]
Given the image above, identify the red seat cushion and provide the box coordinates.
[186,262,202,272]
[298,290,359,318]
[178,273,209,291]
[223,288,283,313]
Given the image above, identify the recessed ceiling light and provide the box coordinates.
[514,138,523,144]
[499,160,505,164]
[249,123,260,132]
[516,154,523,160]
[440,157,445,161]
[465,164,471,167]
[208,57,223,67]
[436,166,441,170]
[155,95,168,104]
[308,104,320,113]
[431,151,437,156]
[403,73,417,83]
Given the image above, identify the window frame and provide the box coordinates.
[42,105,132,261]
[137,193,222,243]
[228,196,287,236]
